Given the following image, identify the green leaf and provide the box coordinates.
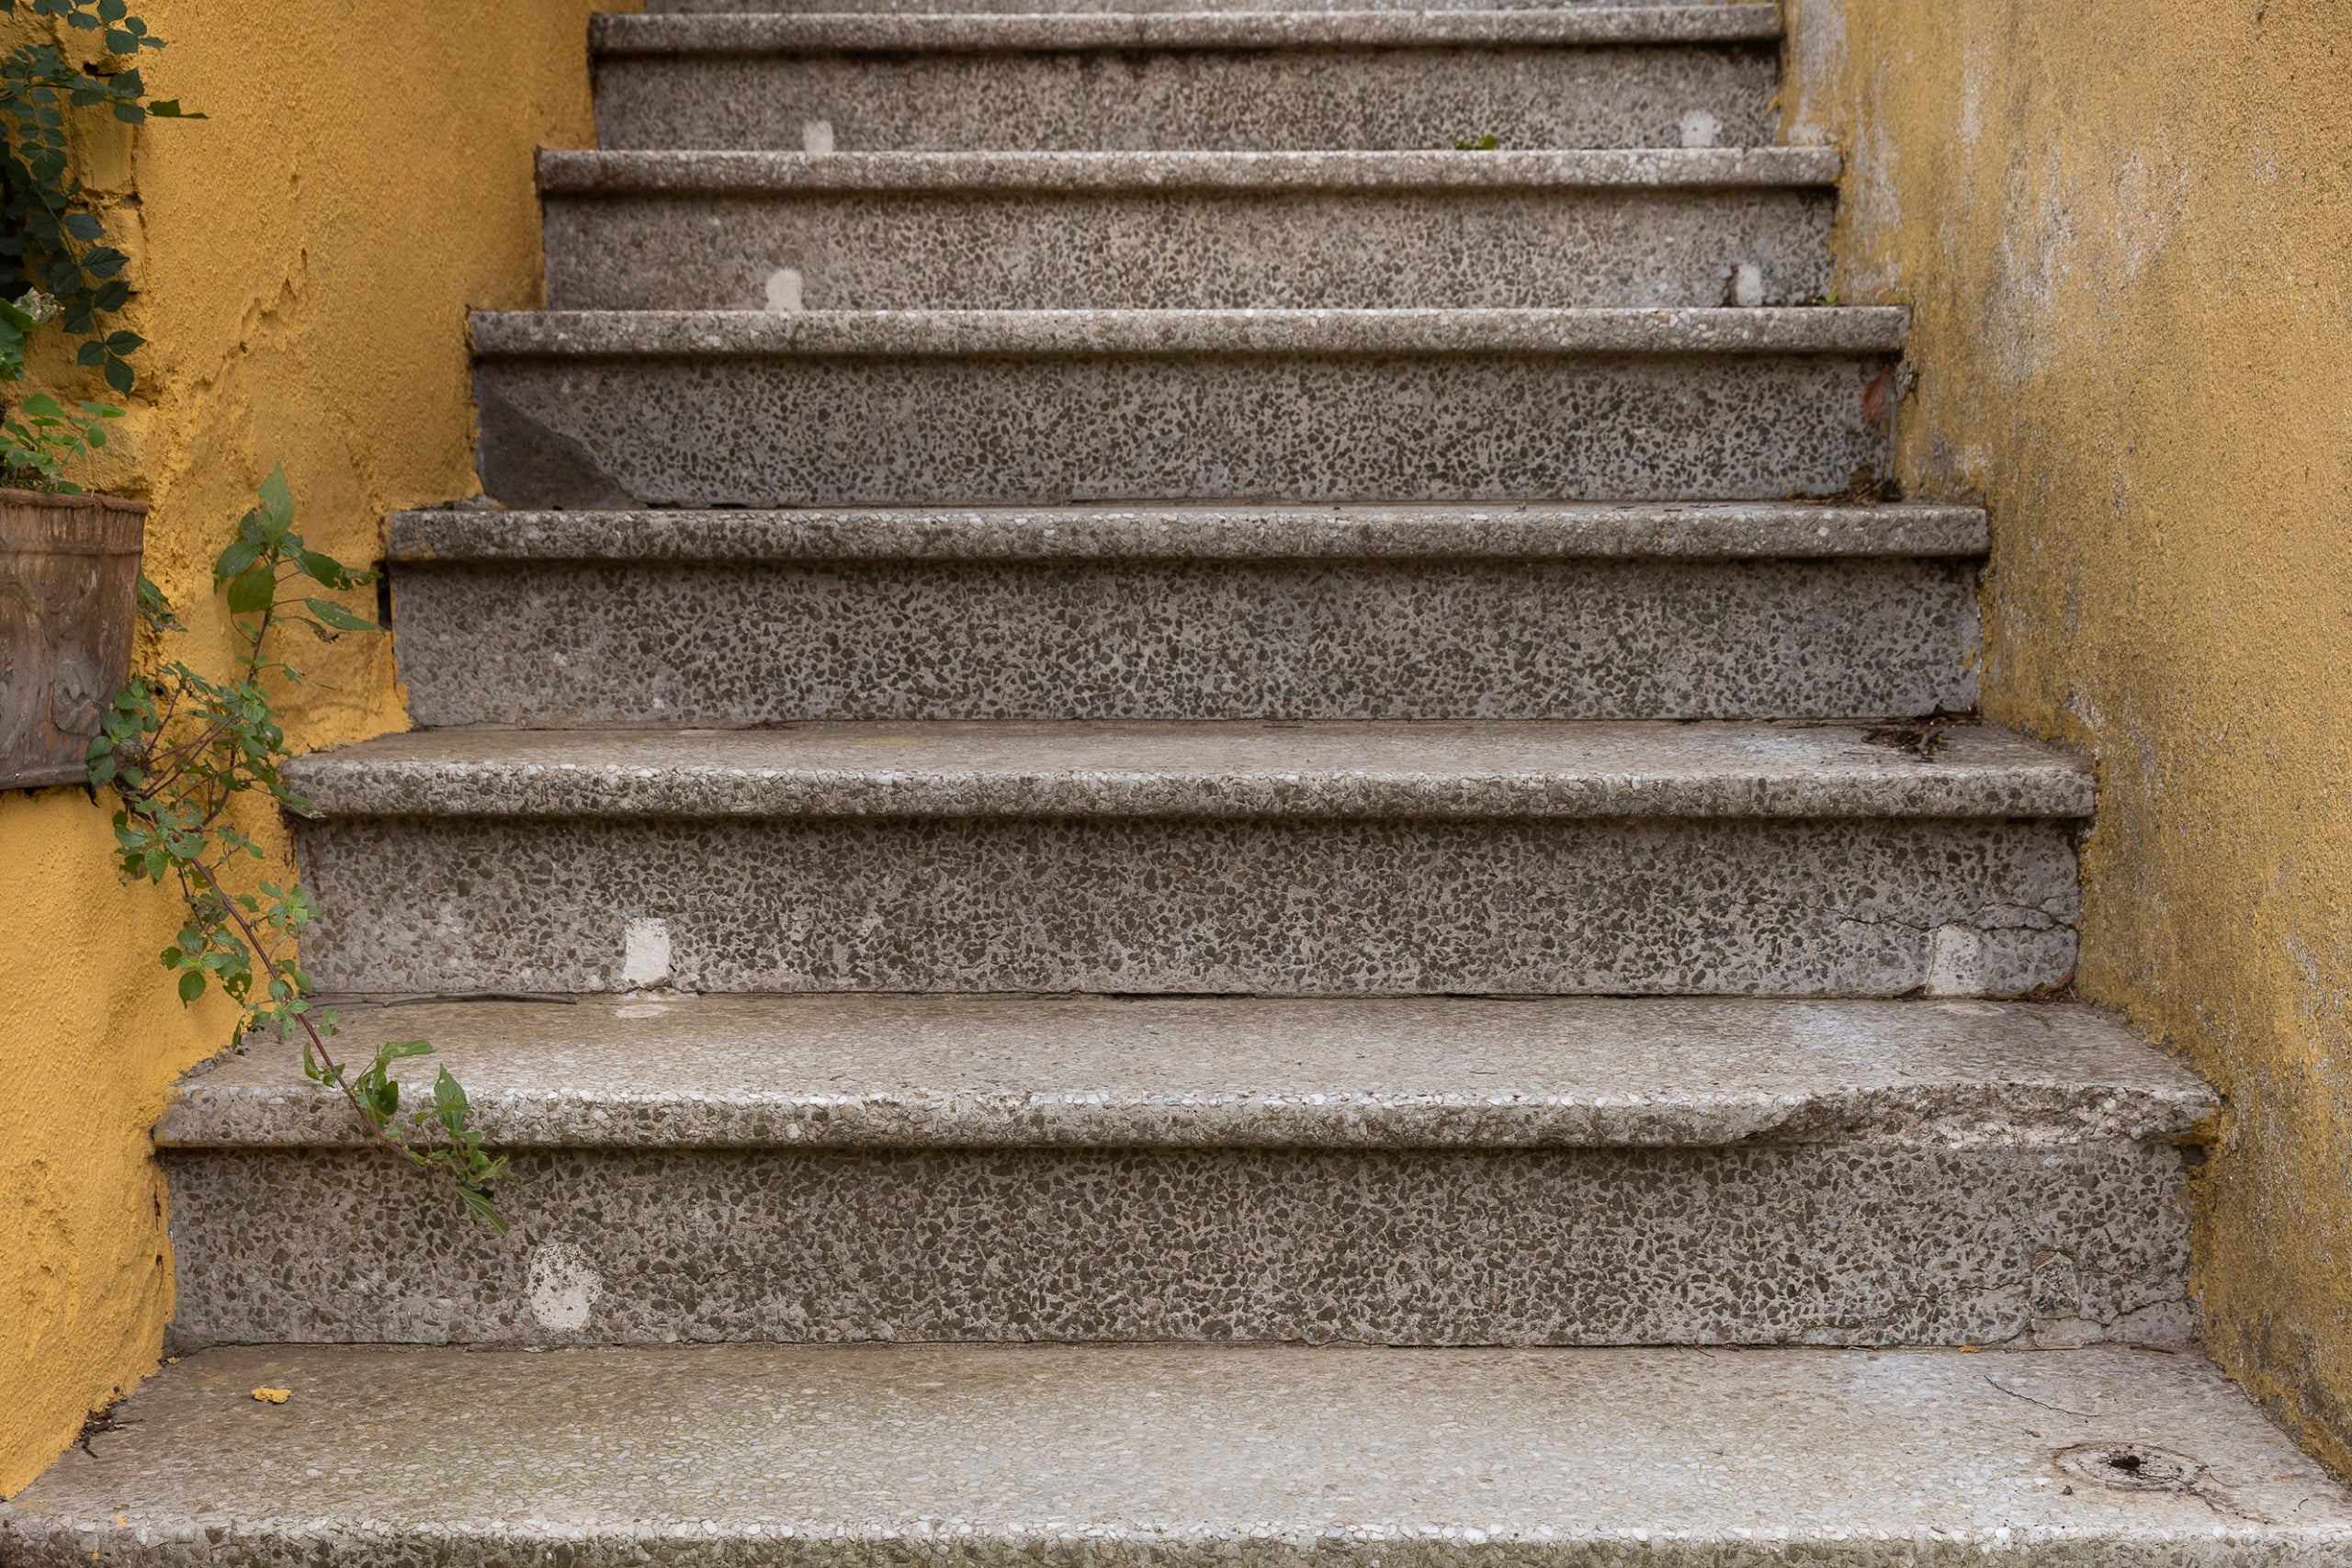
[214,536,263,581]
[175,968,204,1003]
[223,564,276,615]
[456,1184,508,1235]
[303,597,378,632]
[256,467,294,532]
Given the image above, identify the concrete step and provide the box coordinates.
[156,996,2208,1348]
[282,720,2086,998]
[593,10,1781,152]
[15,1343,2349,1567]
[538,150,1835,311]
[469,308,1905,508]
[385,502,1984,726]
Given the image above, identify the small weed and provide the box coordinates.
[90,469,506,1231]
[1453,134,1499,151]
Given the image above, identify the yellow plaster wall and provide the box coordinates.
[0,0,625,1496]
[1783,0,2352,1469]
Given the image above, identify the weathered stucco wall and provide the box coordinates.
[0,0,621,1496]
[1784,0,2352,1469]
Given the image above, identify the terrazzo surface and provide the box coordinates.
[473,352,1893,510]
[159,995,2213,1149]
[595,39,1778,153]
[282,720,2087,819]
[541,183,1831,312]
[11,1344,2347,1567]
[596,8,1787,51]
[390,555,1977,724]
[293,811,2084,995]
[384,501,1992,562]
[164,1138,2192,1348]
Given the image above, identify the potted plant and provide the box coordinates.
[0,0,197,787]
[0,383,143,786]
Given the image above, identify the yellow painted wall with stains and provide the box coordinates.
[1783,0,2352,1469]
[0,0,625,1497]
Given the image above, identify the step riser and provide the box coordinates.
[294,816,2079,997]
[646,0,1736,12]
[391,557,1981,726]
[161,1142,2190,1350]
[541,188,1830,311]
[474,353,1894,508]
[594,47,1779,154]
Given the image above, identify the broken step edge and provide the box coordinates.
[157,994,2214,1151]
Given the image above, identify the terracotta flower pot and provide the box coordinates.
[0,486,148,789]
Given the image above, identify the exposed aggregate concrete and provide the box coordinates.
[161,1138,2191,1348]
[158,995,2214,1151]
[540,184,1831,312]
[12,1344,2350,1568]
[596,41,1778,154]
[384,502,1992,563]
[596,9,1788,52]
[289,809,2084,996]
[389,554,1978,725]
[281,720,2091,820]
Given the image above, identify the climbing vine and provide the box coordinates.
[0,0,198,390]
[88,470,508,1230]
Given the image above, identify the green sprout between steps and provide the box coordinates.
[87,469,508,1231]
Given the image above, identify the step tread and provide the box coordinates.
[389,501,1987,563]
[470,305,1908,357]
[162,996,2209,1149]
[540,146,1838,193]
[10,1344,2347,1561]
[283,720,2091,819]
[594,6,1785,51]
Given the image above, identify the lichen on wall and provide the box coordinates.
[0,0,629,1497]
[1783,0,2352,1471]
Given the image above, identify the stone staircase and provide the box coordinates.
[9,0,2351,1559]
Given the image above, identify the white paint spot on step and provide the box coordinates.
[526,1243,602,1332]
[801,119,834,153]
[1679,109,1722,149]
[1729,263,1766,308]
[622,918,673,987]
[765,267,805,313]
[1925,925,1984,996]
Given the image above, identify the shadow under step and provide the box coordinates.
[158,995,2206,1348]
